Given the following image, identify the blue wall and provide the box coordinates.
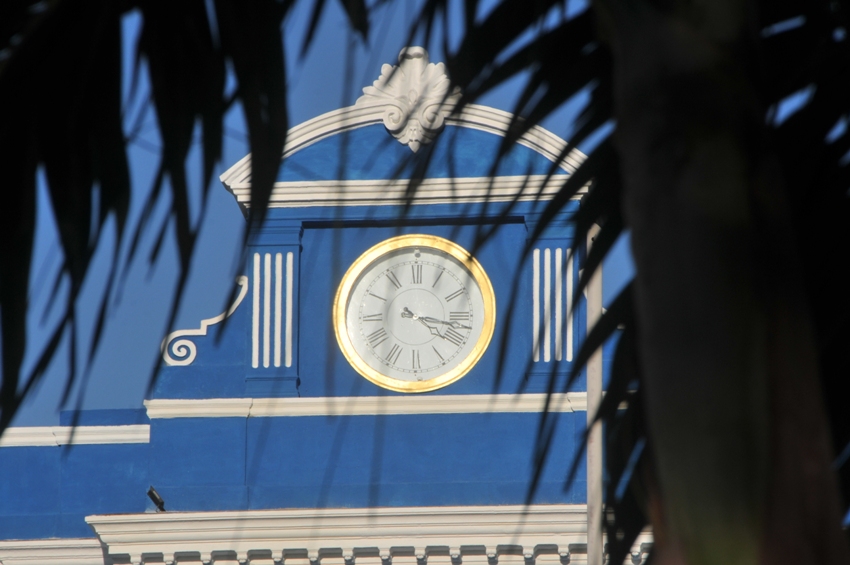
[0,442,149,539]
[145,411,588,511]
[0,408,587,539]
[277,125,567,182]
[243,412,586,508]
[1,118,592,542]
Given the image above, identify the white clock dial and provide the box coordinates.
[334,235,495,393]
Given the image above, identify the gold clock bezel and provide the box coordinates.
[333,234,496,393]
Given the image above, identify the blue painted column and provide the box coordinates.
[524,209,584,392]
[245,219,302,396]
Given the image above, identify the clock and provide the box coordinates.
[333,234,496,392]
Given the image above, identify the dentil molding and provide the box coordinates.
[85,504,653,565]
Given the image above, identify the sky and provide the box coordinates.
[12,0,633,426]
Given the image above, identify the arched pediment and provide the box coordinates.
[220,49,586,210]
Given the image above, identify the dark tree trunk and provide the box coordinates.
[595,1,850,563]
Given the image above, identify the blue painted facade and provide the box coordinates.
[0,435,151,539]
[0,113,592,542]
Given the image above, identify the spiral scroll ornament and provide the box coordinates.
[163,338,198,366]
[161,276,249,366]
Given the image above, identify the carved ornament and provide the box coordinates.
[356,47,460,152]
[161,276,248,366]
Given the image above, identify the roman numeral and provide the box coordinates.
[444,327,465,346]
[412,349,420,370]
[445,289,464,302]
[432,270,443,288]
[450,311,470,321]
[411,264,422,284]
[432,345,444,362]
[386,343,402,365]
[367,328,388,347]
[362,313,383,322]
[369,292,386,302]
[387,271,401,289]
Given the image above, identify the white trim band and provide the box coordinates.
[275,253,283,368]
[264,253,272,368]
[143,393,588,420]
[532,249,540,363]
[253,253,261,368]
[285,251,294,368]
[226,175,584,210]
[0,425,150,447]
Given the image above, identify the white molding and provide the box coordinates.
[53,425,150,446]
[161,276,249,366]
[0,426,59,447]
[0,425,150,448]
[226,175,584,210]
[144,398,254,419]
[0,538,108,565]
[143,393,587,420]
[219,102,587,210]
[86,505,651,565]
[249,393,588,417]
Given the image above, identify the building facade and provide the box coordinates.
[0,49,648,565]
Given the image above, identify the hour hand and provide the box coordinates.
[402,307,445,337]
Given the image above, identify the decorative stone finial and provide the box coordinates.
[356,47,461,152]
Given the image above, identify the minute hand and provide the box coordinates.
[420,316,472,330]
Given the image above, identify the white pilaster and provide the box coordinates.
[585,224,603,565]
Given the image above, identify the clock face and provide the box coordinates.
[334,235,496,392]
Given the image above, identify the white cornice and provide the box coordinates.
[226,175,584,210]
[87,505,652,565]
[144,393,587,420]
[219,103,587,210]
[87,505,561,565]
[0,425,150,448]
[0,537,107,565]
